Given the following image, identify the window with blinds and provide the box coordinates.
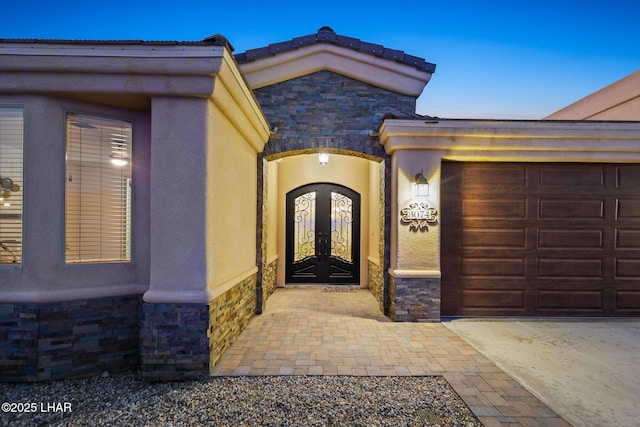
[0,107,23,266]
[65,112,132,263]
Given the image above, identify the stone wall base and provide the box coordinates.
[141,274,256,381]
[259,259,278,313]
[0,295,141,382]
[389,276,440,322]
[368,260,384,314]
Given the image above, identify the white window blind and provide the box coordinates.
[0,107,23,265]
[65,113,132,263]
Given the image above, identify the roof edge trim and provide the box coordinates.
[0,42,226,58]
[239,43,433,97]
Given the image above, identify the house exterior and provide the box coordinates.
[546,70,640,120]
[1,28,640,382]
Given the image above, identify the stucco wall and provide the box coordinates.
[266,160,279,263]
[0,95,150,303]
[145,94,267,303]
[147,97,210,302]
[392,150,442,273]
[546,70,640,120]
[368,160,381,264]
[208,101,260,292]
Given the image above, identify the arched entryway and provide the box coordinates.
[256,149,390,317]
[286,182,361,284]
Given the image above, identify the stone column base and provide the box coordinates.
[389,275,440,322]
[141,273,256,381]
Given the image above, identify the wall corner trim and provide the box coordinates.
[210,266,259,301]
[389,269,441,279]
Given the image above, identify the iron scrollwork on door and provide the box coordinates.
[330,191,353,262]
[293,191,316,262]
[286,183,360,284]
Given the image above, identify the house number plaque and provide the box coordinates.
[400,203,438,231]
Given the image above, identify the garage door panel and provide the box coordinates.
[538,166,605,187]
[538,229,603,249]
[615,290,640,310]
[616,199,640,218]
[537,290,603,310]
[462,166,527,187]
[442,162,640,316]
[538,258,604,278]
[616,167,640,189]
[461,258,525,278]
[461,228,526,249]
[538,199,604,219]
[615,229,640,249]
[461,290,525,310]
[462,199,527,219]
[615,258,640,278]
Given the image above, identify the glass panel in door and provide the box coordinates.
[286,183,360,284]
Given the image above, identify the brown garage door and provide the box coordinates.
[441,162,640,316]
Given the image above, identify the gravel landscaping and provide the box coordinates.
[1,371,481,426]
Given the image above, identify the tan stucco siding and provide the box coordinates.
[368,160,381,265]
[207,101,260,293]
[266,160,279,264]
[546,70,640,120]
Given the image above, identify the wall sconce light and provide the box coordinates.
[414,170,429,197]
[318,153,329,165]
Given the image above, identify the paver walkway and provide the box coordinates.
[212,287,570,426]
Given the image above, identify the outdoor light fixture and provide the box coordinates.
[318,153,329,165]
[414,170,429,197]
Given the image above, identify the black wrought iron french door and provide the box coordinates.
[286,183,360,284]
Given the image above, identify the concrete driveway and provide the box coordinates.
[444,319,640,427]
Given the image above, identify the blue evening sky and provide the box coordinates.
[2,0,638,119]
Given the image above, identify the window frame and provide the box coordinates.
[63,111,134,265]
[0,105,24,268]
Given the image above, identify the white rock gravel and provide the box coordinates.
[1,371,481,426]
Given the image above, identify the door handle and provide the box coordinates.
[318,233,329,259]
[324,235,330,259]
[318,233,325,259]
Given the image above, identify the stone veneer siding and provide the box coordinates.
[141,274,256,381]
[0,295,141,382]
[389,277,440,322]
[256,70,415,158]
[367,161,388,315]
[368,260,384,313]
[256,158,274,315]
[255,71,404,315]
[261,259,278,311]
[208,274,256,367]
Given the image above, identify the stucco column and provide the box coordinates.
[140,97,213,380]
[389,149,443,321]
[143,97,210,304]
